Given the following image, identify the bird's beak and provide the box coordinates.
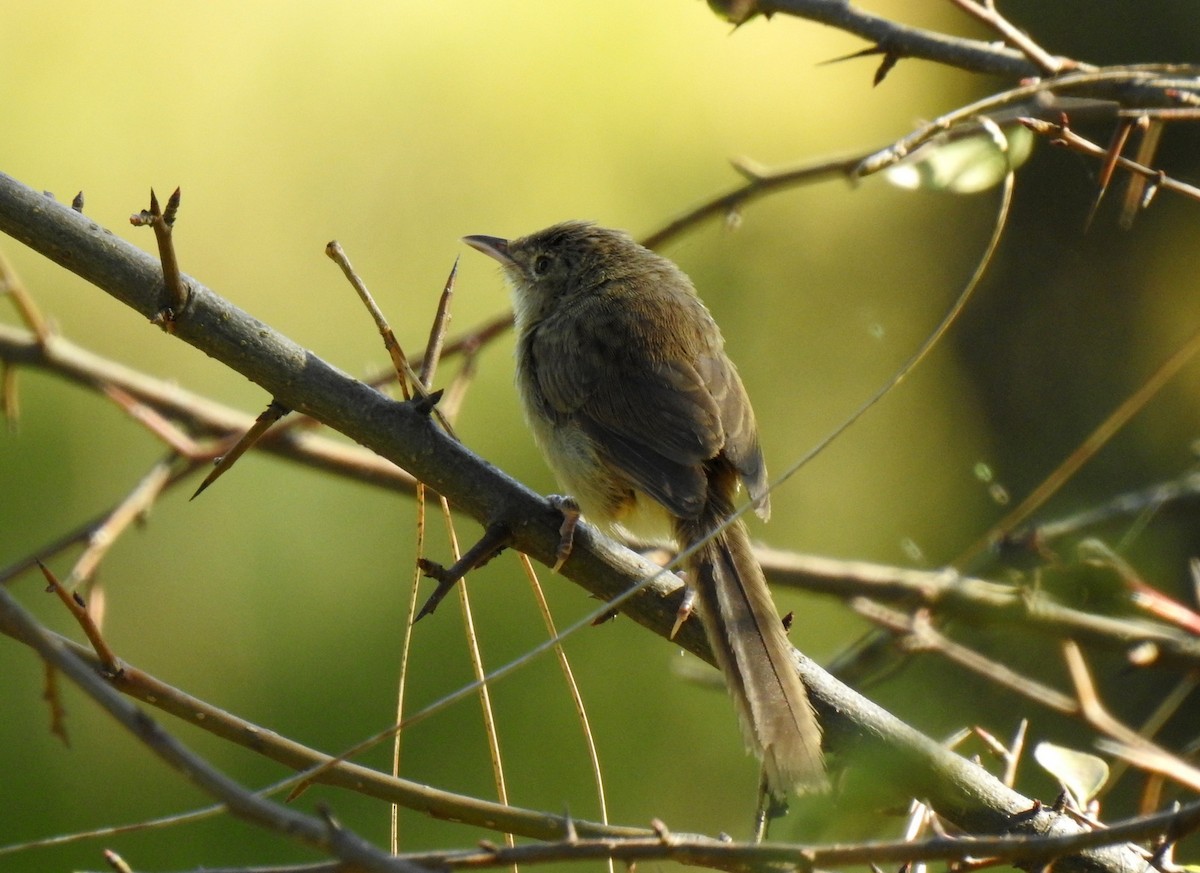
[462,234,514,266]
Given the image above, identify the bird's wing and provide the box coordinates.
[696,352,770,519]
[528,304,730,521]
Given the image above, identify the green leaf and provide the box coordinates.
[885,123,1033,194]
[1034,741,1109,804]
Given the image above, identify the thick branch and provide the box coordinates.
[767,0,1042,78]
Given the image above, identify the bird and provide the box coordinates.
[464,221,824,795]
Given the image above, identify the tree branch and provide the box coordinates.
[765,0,1043,78]
[758,549,1200,668]
[0,171,1158,873]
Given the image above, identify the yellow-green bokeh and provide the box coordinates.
[5,2,1200,871]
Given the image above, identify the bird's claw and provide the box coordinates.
[670,580,696,639]
[547,495,581,571]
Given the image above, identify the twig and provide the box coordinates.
[130,188,188,326]
[101,384,218,458]
[59,793,1200,873]
[1028,471,1200,546]
[517,551,613,871]
[946,0,1072,76]
[1005,720,1029,789]
[1099,671,1200,800]
[857,67,1197,177]
[39,561,122,675]
[1021,117,1200,204]
[641,152,862,250]
[0,247,51,342]
[326,241,414,392]
[0,617,657,848]
[415,523,514,620]
[325,241,456,437]
[851,599,1079,715]
[1062,641,1200,793]
[0,324,417,499]
[762,549,1200,668]
[66,458,175,590]
[324,802,1200,871]
[1076,540,1200,636]
[420,257,458,388]
[441,500,517,859]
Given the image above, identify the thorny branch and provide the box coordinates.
[0,168,1163,873]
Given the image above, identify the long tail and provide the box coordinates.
[678,509,825,795]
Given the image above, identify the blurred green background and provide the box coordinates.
[4,2,1200,871]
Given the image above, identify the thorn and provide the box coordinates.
[729,156,765,181]
[818,44,887,66]
[415,524,514,621]
[316,802,341,832]
[412,388,444,416]
[414,559,451,622]
[649,818,670,841]
[591,607,620,626]
[103,849,134,873]
[71,191,85,213]
[191,401,290,499]
[1051,790,1069,813]
[1084,119,1134,233]
[927,810,949,838]
[131,186,188,320]
[164,187,181,226]
[563,807,578,843]
[285,780,312,802]
[873,51,900,87]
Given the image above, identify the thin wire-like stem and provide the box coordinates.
[391,481,425,855]
[517,553,613,873]
[768,118,1017,506]
[442,494,516,857]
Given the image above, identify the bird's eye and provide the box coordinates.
[532,254,552,276]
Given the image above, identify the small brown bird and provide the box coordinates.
[464,221,824,794]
